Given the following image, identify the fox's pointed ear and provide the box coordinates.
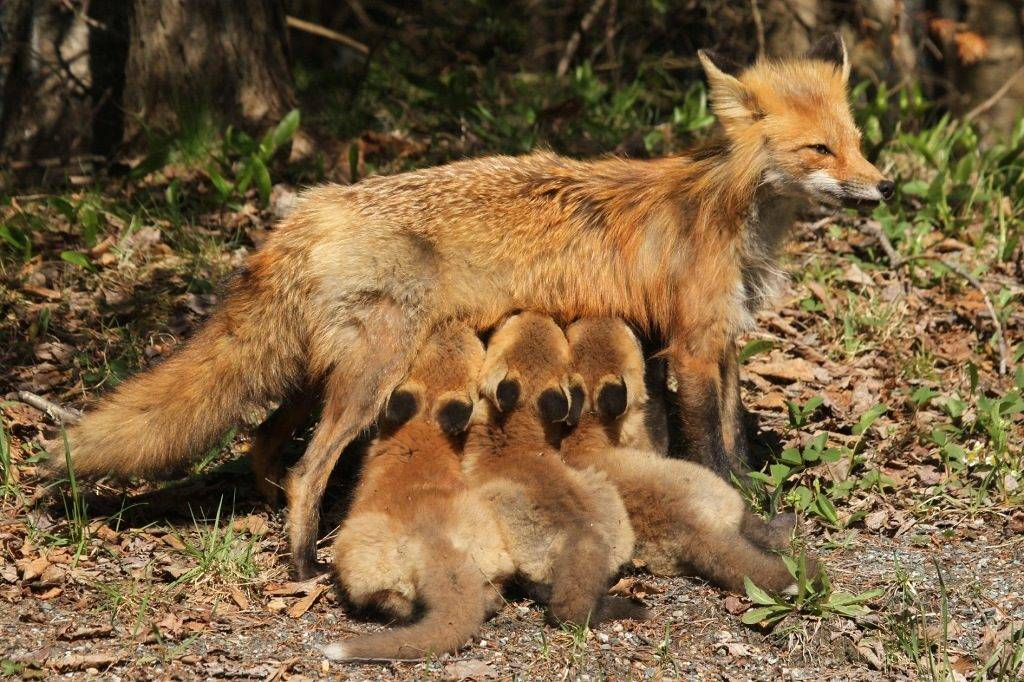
[565,374,586,427]
[805,32,850,82]
[480,363,520,412]
[698,49,759,133]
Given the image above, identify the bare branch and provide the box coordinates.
[7,391,82,425]
[285,15,369,55]
[556,0,608,78]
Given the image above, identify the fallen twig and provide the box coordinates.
[965,66,1024,123]
[329,654,485,665]
[7,391,82,425]
[859,220,1010,375]
[286,16,369,55]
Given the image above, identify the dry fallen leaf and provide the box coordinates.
[443,659,498,680]
[58,624,114,641]
[264,573,329,597]
[19,556,50,583]
[841,262,874,286]
[36,586,63,600]
[720,641,753,658]
[230,514,269,536]
[230,586,251,610]
[747,357,817,384]
[288,584,328,619]
[864,509,889,531]
[723,595,750,615]
[47,652,123,672]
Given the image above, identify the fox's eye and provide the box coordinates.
[808,144,833,156]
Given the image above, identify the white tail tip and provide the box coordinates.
[322,642,349,661]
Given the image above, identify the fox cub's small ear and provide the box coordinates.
[566,377,586,427]
[538,387,570,424]
[437,399,474,435]
[383,390,418,427]
[495,378,521,412]
[697,49,760,131]
[596,377,628,420]
[805,32,850,81]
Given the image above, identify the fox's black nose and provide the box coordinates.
[877,180,895,201]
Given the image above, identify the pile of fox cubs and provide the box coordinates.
[324,312,815,661]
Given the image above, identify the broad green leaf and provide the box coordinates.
[252,157,272,205]
[741,605,789,626]
[744,577,778,606]
[60,250,95,272]
[271,109,300,149]
[769,463,792,487]
[853,403,888,436]
[739,339,773,363]
[910,387,939,408]
[207,167,233,200]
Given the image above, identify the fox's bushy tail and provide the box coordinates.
[56,277,304,479]
[324,550,489,661]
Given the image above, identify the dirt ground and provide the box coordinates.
[2,186,1023,679]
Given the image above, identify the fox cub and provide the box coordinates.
[327,321,513,661]
[563,318,815,594]
[463,312,642,625]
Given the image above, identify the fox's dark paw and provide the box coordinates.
[294,558,331,581]
[596,595,649,623]
[767,512,798,548]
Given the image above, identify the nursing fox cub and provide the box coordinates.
[327,315,640,660]
[562,317,815,593]
[57,34,887,576]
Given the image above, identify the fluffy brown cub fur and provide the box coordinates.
[463,312,640,625]
[327,321,512,661]
[564,317,815,594]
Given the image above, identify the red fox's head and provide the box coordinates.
[698,34,893,207]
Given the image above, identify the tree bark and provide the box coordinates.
[956,0,1024,133]
[0,0,97,166]
[123,0,296,143]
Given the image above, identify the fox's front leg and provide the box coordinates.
[665,331,751,478]
[718,335,751,472]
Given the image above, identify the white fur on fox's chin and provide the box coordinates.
[804,170,883,203]
[803,169,844,202]
[323,642,349,660]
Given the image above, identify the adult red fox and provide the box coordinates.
[57,34,891,577]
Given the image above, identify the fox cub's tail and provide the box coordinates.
[324,546,489,661]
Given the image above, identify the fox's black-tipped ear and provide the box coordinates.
[698,49,760,132]
[698,49,743,78]
[437,399,474,435]
[383,390,418,426]
[596,378,628,420]
[495,379,521,412]
[805,32,850,81]
[566,380,586,427]
[538,387,570,424]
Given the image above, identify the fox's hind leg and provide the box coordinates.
[285,303,427,578]
[679,529,796,594]
[250,386,321,505]
[546,529,612,626]
[740,510,797,551]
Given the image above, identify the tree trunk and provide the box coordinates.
[0,1,99,168]
[956,0,1024,133]
[123,0,296,143]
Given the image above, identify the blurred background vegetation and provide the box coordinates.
[1,0,1023,188]
[1,5,1022,676]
